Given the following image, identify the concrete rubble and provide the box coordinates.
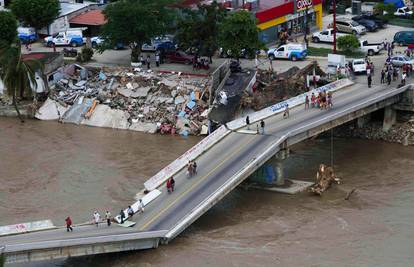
[38,64,211,135]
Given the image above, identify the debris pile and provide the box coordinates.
[37,64,211,135]
[309,164,341,195]
[241,62,326,111]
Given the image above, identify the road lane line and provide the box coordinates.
[139,136,257,231]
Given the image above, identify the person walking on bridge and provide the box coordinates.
[105,211,111,226]
[283,104,290,118]
[138,199,145,214]
[170,177,175,192]
[167,178,172,193]
[367,74,372,88]
[260,120,265,134]
[305,95,310,110]
[245,115,250,130]
[65,216,73,232]
[192,161,197,175]
[93,211,101,227]
[127,205,134,218]
[120,209,126,224]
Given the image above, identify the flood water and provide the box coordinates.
[1,118,414,267]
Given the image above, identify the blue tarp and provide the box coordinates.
[384,0,404,8]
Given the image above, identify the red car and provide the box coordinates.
[164,51,192,64]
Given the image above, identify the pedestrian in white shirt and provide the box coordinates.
[93,211,101,227]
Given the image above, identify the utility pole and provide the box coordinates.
[332,0,337,54]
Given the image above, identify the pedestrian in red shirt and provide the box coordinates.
[65,217,73,232]
[166,178,172,193]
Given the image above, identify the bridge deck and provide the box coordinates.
[1,80,411,262]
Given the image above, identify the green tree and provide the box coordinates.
[374,3,396,19]
[99,0,175,62]
[0,42,43,122]
[218,10,263,60]
[10,0,59,31]
[175,1,225,62]
[0,253,4,267]
[0,11,18,46]
[337,35,360,53]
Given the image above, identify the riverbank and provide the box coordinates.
[335,120,414,146]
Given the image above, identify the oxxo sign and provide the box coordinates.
[296,0,313,10]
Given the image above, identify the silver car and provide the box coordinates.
[390,56,414,67]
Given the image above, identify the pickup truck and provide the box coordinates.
[312,29,348,43]
[44,29,86,47]
[359,40,384,55]
[394,7,413,17]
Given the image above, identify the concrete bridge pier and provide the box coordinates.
[383,106,396,132]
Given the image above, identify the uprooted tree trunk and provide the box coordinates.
[13,90,24,123]
[309,164,341,195]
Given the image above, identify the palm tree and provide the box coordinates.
[0,42,43,123]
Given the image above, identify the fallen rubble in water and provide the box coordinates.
[35,65,211,135]
[309,164,341,195]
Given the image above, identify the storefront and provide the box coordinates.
[256,0,323,44]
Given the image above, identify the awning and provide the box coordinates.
[69,10,106,26]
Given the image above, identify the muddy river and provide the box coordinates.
[1,118,414,267]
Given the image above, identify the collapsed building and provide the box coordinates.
[35,65,211,135]
[241,61,327,111]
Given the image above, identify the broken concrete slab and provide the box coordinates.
[174,96,185,105]
[82,104,130,130]
[118,86,152,98]
[35,98,69,120]
[129,122,158,134]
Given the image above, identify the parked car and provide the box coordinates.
[91,37,124,50]
[352,14,387,28]
[350,58,367,74]
[359,40,384,55]
[312,29,349,43]
[390,55,414,67]
[393,7,413,17]
[17,27,37,43]
[267,43,307,61]
[335,18,367,35]
[164,51,192,64]
[393,31,414,46]
[352,18,378,31]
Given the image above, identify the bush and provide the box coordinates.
[337,35,360,53]
[77,47,94,62]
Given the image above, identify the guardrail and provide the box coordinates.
[3,230,168,253]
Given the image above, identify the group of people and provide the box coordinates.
[187,160,198,177]
[380,60,412,87]
[140,52,164,69]
[305,91,333,110]
[64,201,148,231]
[193,55,210,70]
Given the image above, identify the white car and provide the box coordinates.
[394,7,413,17]
[351,58,367,73]
[390,55,414,67]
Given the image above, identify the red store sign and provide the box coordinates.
[296,0,313,10]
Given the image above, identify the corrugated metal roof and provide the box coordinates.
[69,9,106,25]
